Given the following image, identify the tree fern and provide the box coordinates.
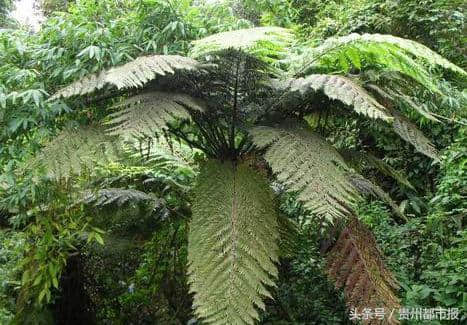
[250,123,359,223]
[50,55,199,100]
[274,75,393,121]
[188,160,279,324]
[326,218,401,324]
[106,91,205,137]
[24,25,460,324]
[34,126,120,180]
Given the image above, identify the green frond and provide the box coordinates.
[34,126,120,180]
[50,55,199,100]
[277,214,299,258]
[274,75,393,121]
[106,91,205,137]
[294,33,466,92]
[366,83,441,122]
[392,112,440,161]
[82,188,155,208]
[347,174,406,222]
[316,33,465,74]
[250,123,359,224]
[340,149,415,190]
[272,75,439,161]
[190,27,294,63]
[359,84,441,160]
[188,160,279,324]
[326,218,401,324]
[125,136,197,170]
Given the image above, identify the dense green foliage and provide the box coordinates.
[0,0,13,26]
[1,0,465,324]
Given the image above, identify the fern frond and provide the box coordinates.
[277,214,299,258]
[326,218,401,324]
[188,160,279,324]
[294,33,466,92]
[274,76,441,161]
[340,149,414,190]
[392,112,440,161]
[106,91,205,137]
[50,55,199,100]
[333,34,466,75]
[125,136,197,170]
[82,188,155,207]
[358,84,441,160]
[34,126,120,180]
[250,123,359,223]
[366,83,441,122]
[190,27,294,62]
[347,174,406,222]
[275,75,393,121]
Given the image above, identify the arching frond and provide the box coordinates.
[366,83,441,122]
[250,123,359,224]
[124,136,197,170]
[392,113,440,161]
[270,77,439,161]
[188,160,279,324]
[34,126,120,180]
[82,188,155,208]
[347,174,406,222]
[340,149,414,190]
[106,91,205,137]
[190,27,294,62]
[274,75,393,121]
[50,55,199,100]
[322,34,466,75]
[294,34,466,92]
[326,218,401,324]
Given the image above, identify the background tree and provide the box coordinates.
[0,0,13,26]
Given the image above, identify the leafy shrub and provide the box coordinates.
[0,230,26,324]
